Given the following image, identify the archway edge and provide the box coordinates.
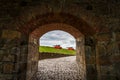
[21,12,96,36]
[31,23,83,39]
[27,13,96,80]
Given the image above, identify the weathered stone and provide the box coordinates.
[86,64,96,74]
[97,33,111,41]
[101,75,117,80]
[0,0,120,80]
[99,57,112,65]
[2,30,21,40]
[116,32,120,41]
[100,65,114,75]
[34,56,84,80]
[110,56,120,63]
[86,56,95,64]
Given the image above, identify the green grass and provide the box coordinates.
[39,46,76,55]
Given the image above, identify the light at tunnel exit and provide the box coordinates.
[39,30,76,49]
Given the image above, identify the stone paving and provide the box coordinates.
[32,56,82,80]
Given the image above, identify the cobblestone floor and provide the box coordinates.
[32,56,82,80]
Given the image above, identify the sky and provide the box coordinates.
[39,30,76,49]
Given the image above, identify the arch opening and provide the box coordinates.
[40,30,76,48]
[27,23,86,80]
[39,30,76,60]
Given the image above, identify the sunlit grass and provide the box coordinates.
[39,46,76,55]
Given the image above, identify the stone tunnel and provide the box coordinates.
[0,0,120,80]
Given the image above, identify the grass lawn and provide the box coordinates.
[39,46,76,55]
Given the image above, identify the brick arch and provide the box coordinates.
[26,13,96,80]
[30,23,83,40]
[20,12,96,36]
[27,22,86,80]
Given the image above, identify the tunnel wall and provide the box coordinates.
[26,35,39,80]
[76,37,87,80]
[0,30,28,80]
[0,29,119,80]
[85,36,97,80]
[96,32,120,80]
[0,0,120,80]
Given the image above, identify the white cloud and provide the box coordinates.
[39,30,76,49]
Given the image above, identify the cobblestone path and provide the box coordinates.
[32,56,82,80]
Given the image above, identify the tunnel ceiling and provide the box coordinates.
[0,0,120,33]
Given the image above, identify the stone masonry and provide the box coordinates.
[0,0,120,80]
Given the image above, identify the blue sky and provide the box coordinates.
[39,30,76,49]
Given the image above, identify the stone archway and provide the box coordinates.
[27,23,86,80]
[24,13,96,80]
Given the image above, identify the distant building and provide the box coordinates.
[54,45,62,49]
[67,47,74,50]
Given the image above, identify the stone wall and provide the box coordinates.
[26,35,39,80]
[96,32,120,80]
[0,30,28,80]
[39,52,74,60]
[0,0,119,80]
[76,37,87,80]
[85,36,97,80]
[27,23,86,80]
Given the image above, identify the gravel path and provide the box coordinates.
[32,56,82,80]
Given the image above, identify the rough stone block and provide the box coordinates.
[86,56,95,64]
[116,32,120,41]
[101,75,117,80]
[97,33,111,41]
[2,63,14,74]
[110,55,120,63]
[2,30,21,39]
[97,45,106,57]
[99,57,112,65]
[100,65,114,75]
[86,64,97,74]
[0,50,4,54]
[85,46,92,55]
